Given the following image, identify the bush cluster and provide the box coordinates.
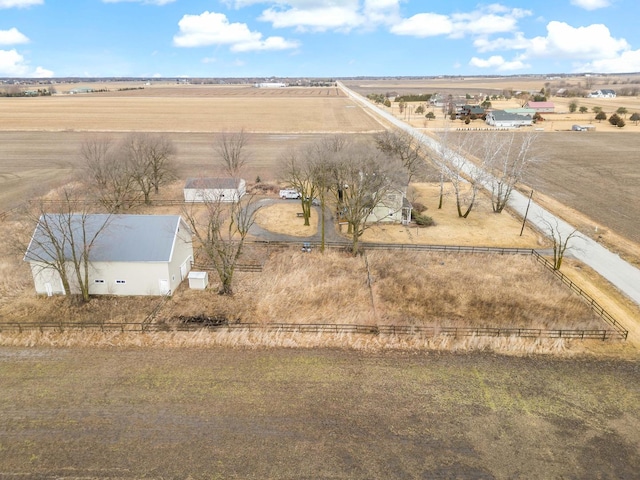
[412,211,435,226]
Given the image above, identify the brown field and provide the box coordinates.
[0,347,638,478]
[0,131,372,210]
[0,95,380,133]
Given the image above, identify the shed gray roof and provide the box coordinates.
[184,177,243,189]
[25,214,189,263]
[489,110,532,121]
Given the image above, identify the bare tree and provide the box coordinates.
[22,187,111,303]
[214,129,251,179]
[182,195,261,295]
[308,135,350,252]
[483,131,538,213]
[122,133,177,204]
[278,148,317,226]
[373,129,427,183]
[81,136,140,212]
[539,215,579,270]
[328,142,405,254]
[434,130,486,218]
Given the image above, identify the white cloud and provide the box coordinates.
[0,48,52,76]
[228,0,402,32]
[473,32,531,53]
[102,0,176,5]
[570,0,611,10]
[471,20,637,73]
[391,13,453,37]
[578,49,640,73]
[32,65,53,77]
[390,6,530,39]
[259,4,363,32]
[525,21,629,60]
[173,11,298,52]
[0,0,42,7]
[0,28,29,45]
[469,55,529,71]
[232,36,300,52]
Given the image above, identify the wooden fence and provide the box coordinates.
[248,241,629,340]
[0,321,625,341]
[1,210,629,341]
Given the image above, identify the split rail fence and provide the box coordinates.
[0,209,629,341]
[0,321,625,341]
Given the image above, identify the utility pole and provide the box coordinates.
[520,190,534,236]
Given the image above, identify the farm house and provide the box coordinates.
[24,214,194,297]
[183,177,246,203]
[589,89,616,98]
[366,189,412,225]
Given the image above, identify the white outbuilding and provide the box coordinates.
[24,214,194,297]
[183,177,246,203]
[188,271,209,290]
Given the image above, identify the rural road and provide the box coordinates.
[338,82,640,307]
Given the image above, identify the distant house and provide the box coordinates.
[485,110,533,128]
[183,177,246,203]
[459,105,485,117]
[525,101,555,113]
[588,89,616,98]
[254,82,287,88]
[24,214,194,297]
[366,189,412,225]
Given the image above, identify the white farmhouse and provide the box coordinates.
[366,189,412,225]
[183,177,246,203]
[24,214,194,297]
[588,89,616,98]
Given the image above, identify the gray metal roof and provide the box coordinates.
[184,177,243,189]
[25,214,188,263]
[489,110,532,121]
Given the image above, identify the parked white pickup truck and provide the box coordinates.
[279,189,301,199]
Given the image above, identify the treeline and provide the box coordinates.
[395,93,433,102]
[366,92,433,103]
[0,88,53,97]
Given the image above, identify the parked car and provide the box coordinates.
[279,189,301,199]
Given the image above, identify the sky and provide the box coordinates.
[1,0,640,78]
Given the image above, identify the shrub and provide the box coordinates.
[617,119,625,128]
[412,212,435,226]
[411,202,427,213]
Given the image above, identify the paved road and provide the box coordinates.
[338,82,640,307]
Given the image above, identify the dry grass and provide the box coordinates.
[2,247,602,334]
[0,328,575,355]
[254,202,318,237]
[361,183,547,248]
[367,251,600,329]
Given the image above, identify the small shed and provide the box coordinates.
[184,177,246,203]
[188,271,208,290]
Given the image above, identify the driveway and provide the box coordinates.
[249,198,348,244]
